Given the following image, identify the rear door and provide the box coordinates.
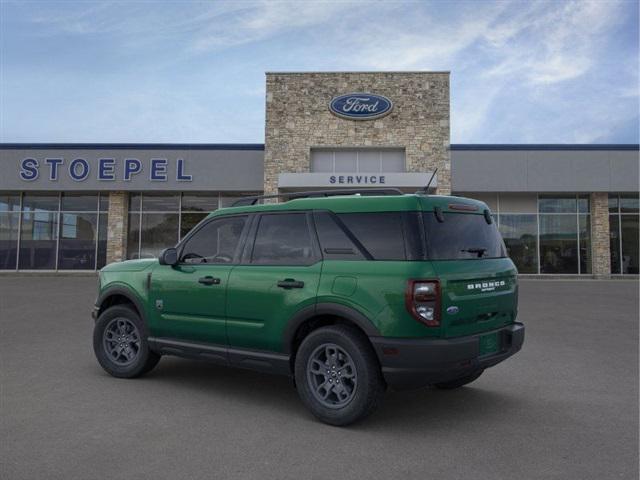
[423,211,518,339]
[226,212,322,352]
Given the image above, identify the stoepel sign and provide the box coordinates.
[329,93,393,120]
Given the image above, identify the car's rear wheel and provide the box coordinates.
[434,369,483,389]
[93,305,160,378]
[294,325,385,426]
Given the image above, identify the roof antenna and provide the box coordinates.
[419,168,438,195]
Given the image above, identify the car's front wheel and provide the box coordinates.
[93,305,160,378]
[294,325,385,426]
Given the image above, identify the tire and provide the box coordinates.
[93,305,160,378]
[294,325,385,426]
[434,369,483,390]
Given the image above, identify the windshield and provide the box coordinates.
[423,212,507,260]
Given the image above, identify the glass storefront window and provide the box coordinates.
[61,193,99,211]
[609,215,621,274]
[0,212,19,269]
[538,196,577,213]
[127,213,141,260]
[539,215,578,274]
[579,215,591,274]
[57,212,98,269]
[498,214,538,273]
[577,195,590,214]
[0,192,21,212]
[620,194,639,213]
[609,194,640,274]
[19,211,58,269]
[181,193,219,212]
[139,213,179,259]
[620,216,639,274]
[180,213,208,239]
[142,193,179,212]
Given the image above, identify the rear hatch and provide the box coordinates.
[422,210,518,339]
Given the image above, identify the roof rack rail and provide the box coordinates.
[231,188,404,207]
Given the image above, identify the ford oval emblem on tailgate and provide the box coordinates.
[446,306,459,315]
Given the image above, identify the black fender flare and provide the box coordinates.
[282,302,381,354]
[95,285,148,326]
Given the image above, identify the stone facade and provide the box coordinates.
[590,192,611,277]
[106,191,129,264]
[264,72,450,195]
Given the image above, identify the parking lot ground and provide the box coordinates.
[1,276,638,480]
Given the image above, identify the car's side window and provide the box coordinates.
[180,215,247,264]
[313,211,366,260]
[251,213,315,265]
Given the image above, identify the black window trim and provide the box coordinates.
[312,210,374,260]
[242,211,322,267]
[175,213,252,266]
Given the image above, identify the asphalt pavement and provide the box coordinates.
[0,276,638,480]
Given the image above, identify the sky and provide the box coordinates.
[0,0,638,144]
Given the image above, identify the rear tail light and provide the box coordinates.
[405,279,440,327]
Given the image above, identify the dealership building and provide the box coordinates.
[0,72,638,276]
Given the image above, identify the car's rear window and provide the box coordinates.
[423,212,506,260]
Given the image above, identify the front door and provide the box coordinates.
[226,212,322,352]
[148,214,249,345]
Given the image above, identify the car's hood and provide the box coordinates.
[100,258,157,272]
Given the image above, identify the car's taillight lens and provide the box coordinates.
[405,280,440,327]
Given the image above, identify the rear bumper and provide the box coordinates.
[370,323,525,390]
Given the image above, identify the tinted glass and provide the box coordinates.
[313,212,365,260]
[181,216,247,264]
[0,212,19,269]
[539,215,578,274]
[498,214,537,273]
[142,193,179,212]
[539,196,577,213]
[608,194,619,213]
[252,214,314,265]
[57,212,97,269]
[620,194,639,213]
[97,213,108,268]
[19,211,58,269]
[181,193,219,212]
[139,213,179,258]
[577,195,590,214]
[126,213,141,259]
[339,213,407,260]
[180,212,208,239]
[0,192,20,212]
[609,215,621,274]
[129,193,141,212]
[423,212,505,260]
[99,193,109,212]
[579,215,591,274]
[620,215,639,274]
[61,193,98,211]
[22,193,58,212]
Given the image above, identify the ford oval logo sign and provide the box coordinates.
[329,93,393,120]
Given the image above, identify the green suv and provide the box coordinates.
[92,190,524,425]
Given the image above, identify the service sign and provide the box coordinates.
[329,93,393,120]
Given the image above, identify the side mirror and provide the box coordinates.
[159,247,178,266]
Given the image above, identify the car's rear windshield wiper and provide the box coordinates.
[460,247,487,258]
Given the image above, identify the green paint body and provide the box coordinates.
[99,194,519,353]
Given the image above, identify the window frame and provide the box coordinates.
[176,213,251,266]
[241,211,322,267]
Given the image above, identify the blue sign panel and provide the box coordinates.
[329,93,393,120]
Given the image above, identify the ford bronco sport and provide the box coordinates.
[92,189,524,426]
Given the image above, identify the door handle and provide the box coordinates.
[277,279,305,289]
[198,276,221,286]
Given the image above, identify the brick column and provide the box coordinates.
[106,191,129,264]
[590,192,611,277]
